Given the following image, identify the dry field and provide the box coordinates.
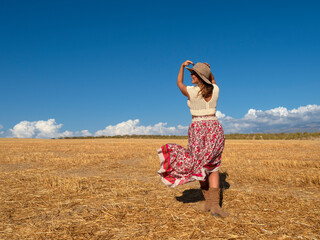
[0,138,319,239]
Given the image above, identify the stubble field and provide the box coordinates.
[0,138,319,239]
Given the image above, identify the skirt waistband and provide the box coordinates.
[191,115,217,122]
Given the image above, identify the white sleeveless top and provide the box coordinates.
[186,84,219,117]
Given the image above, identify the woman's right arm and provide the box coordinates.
[177,60,193,98]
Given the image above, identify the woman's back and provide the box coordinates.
[187,84,219,117]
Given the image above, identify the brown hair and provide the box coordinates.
[194,72,213,99]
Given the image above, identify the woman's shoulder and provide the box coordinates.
[186,85,200,99]
[186,85,199,94]
[187,85,199,90]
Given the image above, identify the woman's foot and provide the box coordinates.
[208,188,229,217]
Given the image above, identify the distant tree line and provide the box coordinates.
[54,132,320,140]
[57,135,187,140]
[224,132,320,140]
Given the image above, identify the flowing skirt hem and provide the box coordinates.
[157,147,220,188]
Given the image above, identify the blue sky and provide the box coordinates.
[1,0,319,137]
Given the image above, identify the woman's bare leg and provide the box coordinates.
[208,171,219,188]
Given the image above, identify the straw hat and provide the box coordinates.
[186,63,212,85]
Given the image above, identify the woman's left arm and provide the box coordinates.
[210,72,216,84]
[204,62,216,84]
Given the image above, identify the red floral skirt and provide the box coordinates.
[157,120,225,187]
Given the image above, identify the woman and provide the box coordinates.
[157,60,228,217]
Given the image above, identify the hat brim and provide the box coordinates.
[186,67,212,85]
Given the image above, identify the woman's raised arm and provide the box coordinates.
[203,62,216,84]
[177,60,193,98]
[210,72,216,84]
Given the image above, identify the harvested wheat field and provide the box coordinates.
[0,138,319,239]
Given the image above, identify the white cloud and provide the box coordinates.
[9,119,63,138]
[8,119,93,139]
[219,104,320,133]
[9,121,37,138]
[3,104,320,138]
[0,124,3,136]
[216,110,225,119]
[91,105,320,136]
[94,119,188,136]
[78,130,92,136]
[59,130,74,138]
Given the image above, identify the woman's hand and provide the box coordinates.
[182,60,194,67]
